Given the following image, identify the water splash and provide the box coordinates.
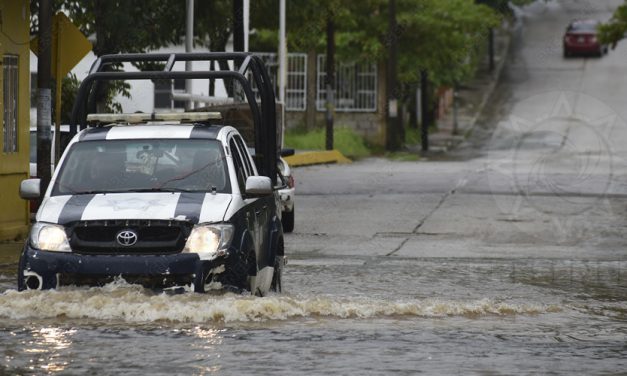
[0,281,561,323]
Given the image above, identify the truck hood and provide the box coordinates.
[37,192,232,225]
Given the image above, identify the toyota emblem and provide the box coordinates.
[116,230,138,246]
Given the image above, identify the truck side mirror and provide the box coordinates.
[245,176,272,197]
[20,179,41,200]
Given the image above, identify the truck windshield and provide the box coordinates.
[52,139,231,195]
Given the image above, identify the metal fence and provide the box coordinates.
[3,55,19,153]
[316,55,377,112]
[249,53,307,111]
[248,53,378,113]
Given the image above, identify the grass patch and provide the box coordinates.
[284,127,371,159]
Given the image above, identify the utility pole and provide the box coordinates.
[185,0,194,110]
[243,0,250,52]
[325,13,335,151]
[37,0,53,199]
[278,0,287,149]
[386,0,401,151]
[278,0,286,103]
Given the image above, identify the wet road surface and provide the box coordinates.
[0,253,625,374]
[2,1,627,374]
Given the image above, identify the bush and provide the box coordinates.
[284,127,371,159]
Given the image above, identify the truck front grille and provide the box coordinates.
[67,219,193,255]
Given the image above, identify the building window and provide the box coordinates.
[154,78,186,110]
[317,55,377,112]
[3,55,19,153]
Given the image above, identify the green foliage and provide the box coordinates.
[60,0,183,56]
[251,0,500,90]
[58,73,80,124]
[251,0,354,53]
[284,127,371,159]
[394,0,500,88]
[31,0,501,120]
[599,1,627,48]
[31,0,187,113]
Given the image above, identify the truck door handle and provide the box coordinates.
[255,206,267,216]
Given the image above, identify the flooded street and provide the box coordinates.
[1,250,626,374]
[2,0,627,374]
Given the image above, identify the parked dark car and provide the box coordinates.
[563,19,608,57]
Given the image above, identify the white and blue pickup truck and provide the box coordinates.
[19,53,286,295]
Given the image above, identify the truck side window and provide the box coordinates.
[234,135,254,176]
[229,138,247,193]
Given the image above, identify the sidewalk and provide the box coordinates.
[284,150,351,167]
[413,26,512,154]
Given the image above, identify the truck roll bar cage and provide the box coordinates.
[69,52,278,185]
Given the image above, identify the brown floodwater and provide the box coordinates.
[0,242,626,375]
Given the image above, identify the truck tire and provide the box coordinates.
[282,207,294,233]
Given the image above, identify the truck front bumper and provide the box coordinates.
[19,245,210,290]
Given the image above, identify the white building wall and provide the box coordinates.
[30,43,233,125]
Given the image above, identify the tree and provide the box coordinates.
[250,0,352,145]
[477,0,538,70]
[599,1,627,48]
[251,0,500,148]
[31,0,189,111]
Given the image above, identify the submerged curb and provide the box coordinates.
[284,150,352,167]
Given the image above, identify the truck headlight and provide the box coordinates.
[30,223,71,252]
[183,224,234,260]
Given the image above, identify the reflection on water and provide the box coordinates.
[3,327,75,374]
[35,328,74,373]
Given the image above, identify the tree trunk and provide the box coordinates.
[325,16,335,151]
[420,70,429,152]
[386,0,401,151]
[305,49,317,131]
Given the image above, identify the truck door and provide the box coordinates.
[229,134,272,270]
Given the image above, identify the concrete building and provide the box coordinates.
[0,1,31,240]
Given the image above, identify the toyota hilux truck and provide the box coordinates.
[18,53,285,295]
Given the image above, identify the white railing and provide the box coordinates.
[316,55,377,112]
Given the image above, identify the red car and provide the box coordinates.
[563,19,608,57]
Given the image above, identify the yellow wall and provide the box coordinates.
[0,0,30,240]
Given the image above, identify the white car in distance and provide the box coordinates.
[278,151,295,233]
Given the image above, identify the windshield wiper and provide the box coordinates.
[71,190,108,195]
[123,187,198,193]
[69,188,194,194]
